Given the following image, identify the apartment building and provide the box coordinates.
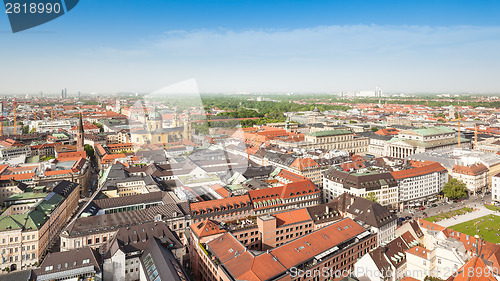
[304,129,369,154]
[0,164,39,204]
[33,156,90,197]
[0,181,79,271]
[451,163,489,195]
[100,221,185,281]
[354,231,418,281]
[60,192,191,251]
[190,195,253,224]
[265,152,324,187]
[190,217,377,281]
[391,162,448,207]
[492,173,500,203]
[249,169,321,216]
[0,139,31,160]
[344,196,397,246]
[34,247,102,281]
[323,168,399,208]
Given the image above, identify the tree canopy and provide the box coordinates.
[443,178,468,199]
[365,192,378,202]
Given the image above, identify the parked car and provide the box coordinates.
[405,216,412,220]
[398,217,406,222]
[419,206,425,210]
[431,203,438,208]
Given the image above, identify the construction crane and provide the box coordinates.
[451,114,461,148]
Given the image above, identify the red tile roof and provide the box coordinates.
[190,219,226,238]
[101,153,127,164]
[453,163,488,176]
[447,257,496,281]
[407,246,430,259]
[289,158,318,171]
[190,195,251,216]
[391,162,447,179]
[206,218,366,281]
[273,209,312,227]
[58,151,87,159]
[375,128,400,136]
[209,184,230,198]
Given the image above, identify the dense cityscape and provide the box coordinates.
[3,0,500,280]
[0,91,498,281]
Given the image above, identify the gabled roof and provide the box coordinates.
[190,219,226,238]
[100,221,181,258]
[453,163,488,176]
[289,158,318,171]
[406,246,430,260]
[35,247,102,277]
[447,257,496,281]
[347,197,396,228]
[384,236,409,268]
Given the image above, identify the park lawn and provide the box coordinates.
[424,207,473,223]
[448,214,500,244]
[484,204,500,212]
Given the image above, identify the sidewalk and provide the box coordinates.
[437,205,497,227]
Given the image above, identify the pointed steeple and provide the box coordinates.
[77,111,85,152]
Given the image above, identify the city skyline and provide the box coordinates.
[1,1,500,94]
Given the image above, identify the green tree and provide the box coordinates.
[371,127,379,132]
[93,122,104,133]
[443,178,468,199]
[365,192,378,202]
[84,144,95,161]
[40,155,55,161]
[23,125,29,134]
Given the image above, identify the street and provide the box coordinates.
[398,193,493,222]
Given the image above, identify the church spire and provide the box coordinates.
[77,111,85,152]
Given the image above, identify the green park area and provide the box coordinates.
[448,214,500,244]
[485,204,500,212]
[424,207,473,223]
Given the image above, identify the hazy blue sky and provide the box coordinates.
[1,0,500,94]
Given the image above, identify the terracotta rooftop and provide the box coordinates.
[205,218,369,281]
[273,208,312,227]
[190,195,252,217]
[391,162,447,179]
[407,246,430,260]
[190,219,226,238]
[447,257,496,281]
[452,163,488,176]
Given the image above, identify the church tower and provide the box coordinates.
[77,112,85,152]
[183,114,192,141]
